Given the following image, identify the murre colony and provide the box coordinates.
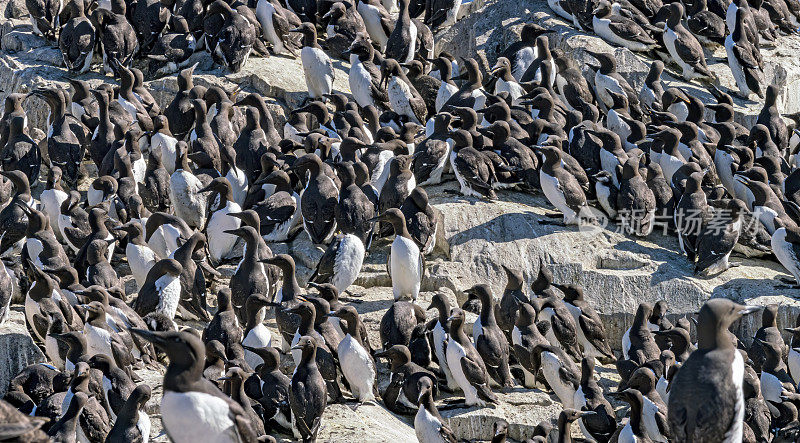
[3,0,800,439]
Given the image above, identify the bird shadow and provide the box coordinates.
[448,210,578,247]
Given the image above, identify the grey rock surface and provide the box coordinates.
[0,309,45,397]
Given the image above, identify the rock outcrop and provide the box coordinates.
[0,309,45,397]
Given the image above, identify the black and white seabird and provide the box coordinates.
[380,299,426,352]
[1,117,41,187]
[592,0,658,52]
[675,171,710,261]
[663,3,714,81]
[613,388,656,443]
[59,360,112,442]
[695,199,747,276]
[105,384,151,443]
[464,284,514,388]
[442,58,486,111]
[413,377,457,443]
[376,344,437,414]
[385,0,416,63]
[93,7,139,76]
[86,353,135,421]
[289,336,328,442]
[309,232,366,296]
[131,329,258,442]
[255,0,301,56]
[292,23,335,100]
[500,23,554,81]
[48,390,88,443]
[401,187,447,257]
[771,218,800,287]
[537,145,590,225]
[667,299,760,441]
[131,258,183,320]
[332,161,375,246]
[59,0,95,74]
[372,208,424,301]
[208,0,255,73]
[686,0,726,48]
[445,308,498,407]
[344,33,389,110]
[535,341,580,408]
[617,156,657,237]
[295,154,339,245]
[448,129,497,199]
[332,306,377,403]
[261,254,303,352]
[241,293,276,369]
[586,50,643,120]
[757,84,789,150]
[170,142,208,229]
[199,177,242,264]
[622,302,662,365]
[144,212,192,260]
[20,203,69,272]
[557,283,615,363]
[640,60,665,111]
[725,7,765,99]
[241,344,292,432]
[573,358,617,441]
[511,302,550,389]
[426,293,459,391]
[381,58,427,125]
[252,171,302,242]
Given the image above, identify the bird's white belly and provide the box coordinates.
[445,340,480,405]
[337,334,376,402]
[541,350,574,407]
[390,236,422,300]
[331,234,365,293]
[243,324,273,369]
[432,321,457,389]
[415,406,447,443]
[155,274,181,319]
[350,60,376,109]
[789,348,800,385]
[127,243,157,289]
[161,391,236,443]
[207,201,242,263]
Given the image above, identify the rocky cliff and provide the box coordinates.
[0,0,799,440]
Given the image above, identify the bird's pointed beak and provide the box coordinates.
[129,328,166,346]
[738,305,761,315]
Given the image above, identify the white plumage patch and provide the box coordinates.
[161,391,237,443]
[127,243,158,290]
[300,46,334,99]
[446,338,483,406]
[541,350,575,407]
[331,234,365,294]
[387,77,420,124]
[390,236,422,300]
[415,405,447,443]
[337,334,376,402]
[243,322,273,369]
[155,274,181,319]
[207,200,242,263]
[349,58,376,109]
